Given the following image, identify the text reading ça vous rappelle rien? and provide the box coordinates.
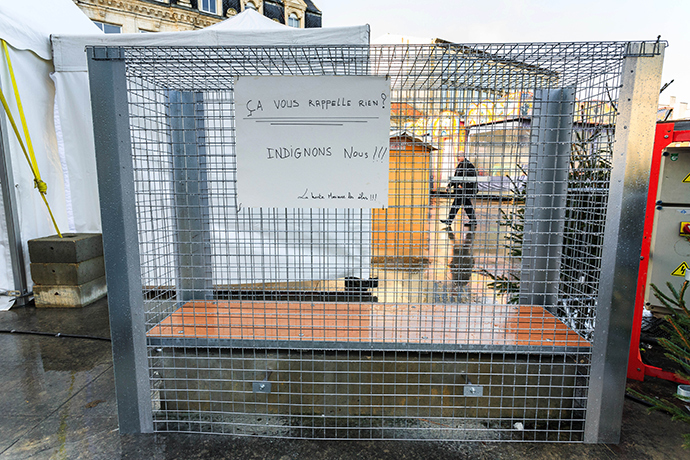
[246,96,387,115]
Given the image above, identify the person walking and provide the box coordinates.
[441,156,477,228]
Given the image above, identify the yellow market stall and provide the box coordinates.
[372,132,436,265]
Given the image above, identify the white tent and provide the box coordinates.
[0,0,101,310]
[0,3,370,309]
[371,33,435,45]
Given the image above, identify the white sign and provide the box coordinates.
[235,76,390,209]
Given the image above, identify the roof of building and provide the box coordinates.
[303,0,321,14]
[389,131,438,150]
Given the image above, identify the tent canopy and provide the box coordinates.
[206,8,288,31]
[0,0,100,59]
[52,10,369,72]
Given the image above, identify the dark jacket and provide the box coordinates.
[448,159,478,196]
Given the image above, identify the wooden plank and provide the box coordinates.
[148,301,590,348]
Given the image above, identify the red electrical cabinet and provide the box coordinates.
[628,120,690,383]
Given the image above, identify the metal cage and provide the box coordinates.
[87,41,664,442]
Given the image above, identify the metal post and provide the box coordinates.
[584,42,664,443]
[168,91,213,301]
[0,110,31,306]
[87,47,153,434]
[520,88,575,309]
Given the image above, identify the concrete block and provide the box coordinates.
[33,276,107,308]
[30,256,105,285]
[28,233,103,264]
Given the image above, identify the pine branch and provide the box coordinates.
[627,389,690,426]
[650,282,680,309]
[644,280,690,448]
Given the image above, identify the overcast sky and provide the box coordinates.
[319,0,689,105]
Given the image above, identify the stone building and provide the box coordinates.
[73,0,322,33]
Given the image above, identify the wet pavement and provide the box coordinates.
[0,297,689,459]
[370,197,519,306]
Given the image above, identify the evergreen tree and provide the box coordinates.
[628,279,690,449]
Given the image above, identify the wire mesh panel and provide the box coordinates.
[104,42,663,441]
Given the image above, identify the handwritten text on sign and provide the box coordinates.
[235,76,390,208]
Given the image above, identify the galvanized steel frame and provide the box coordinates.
[584,42,665,443]
[520,87,575,310]
[87,47,153,434]
[86,41,665,442]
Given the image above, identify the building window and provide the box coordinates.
[288,13,300,28]
[200,0,219,14]
[245,1,257,11]
[93,21,122,34]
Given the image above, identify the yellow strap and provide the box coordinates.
[2,41,40,184]
[0,84,32,169]
[0,40,61,237]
